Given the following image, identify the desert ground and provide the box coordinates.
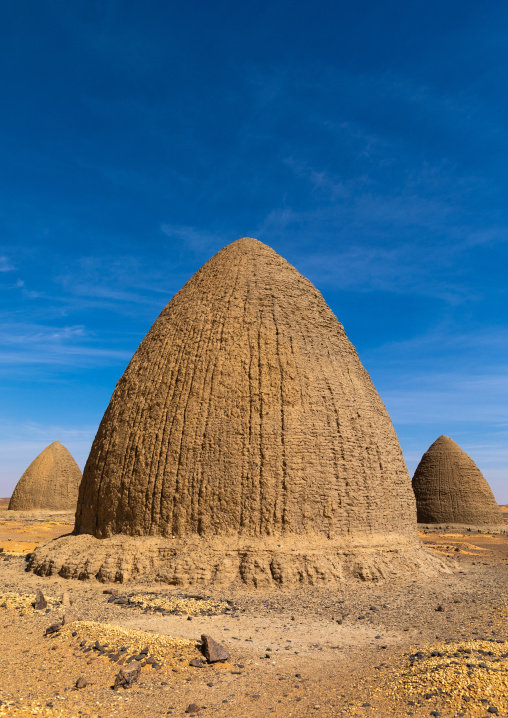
[0,501,507,718]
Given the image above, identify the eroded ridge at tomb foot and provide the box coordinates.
[28,534,451,587]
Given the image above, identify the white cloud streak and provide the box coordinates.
[0,256,14,272]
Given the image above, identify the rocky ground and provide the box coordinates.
[0,503,507,718]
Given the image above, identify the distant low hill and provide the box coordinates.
[0,498,10,510]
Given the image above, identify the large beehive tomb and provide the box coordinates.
[8,441,82,512]
[412,435,504,527]
[30,238,445,585]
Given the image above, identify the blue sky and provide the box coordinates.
[1,0,507,502]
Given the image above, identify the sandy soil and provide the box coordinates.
[0,504,507,718]
[0,500,74,555]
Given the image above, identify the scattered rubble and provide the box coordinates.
[106,592,229,616]
[0,590,61,612]
[54,620,199,666]
[382,638,508,716]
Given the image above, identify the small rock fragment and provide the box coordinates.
[45,623,62,636]
[201,634,230,663]
[62,612,75,626]
[34,589,47,610]
[185,704,201,714]
[61,591,72,607]
[113,661,141,690]
[75,676,87,689]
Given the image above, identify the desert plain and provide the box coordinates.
[0,500,507,718]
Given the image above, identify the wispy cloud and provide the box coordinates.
[258,204,479,303]
[0,320,133,372]
[160,224,227,257]
[0,256,14,272]
[1,323,87,344]
[0,347,132,369]
[366,325,508,371]
[365,323,508,501]
[48,253,193,319]
[383,372,508,426]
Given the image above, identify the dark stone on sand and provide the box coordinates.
[201,634,230,663]
[44,623,62,635]
[34,589,47,610]
[75,676,87,689]
[113,661,141,690]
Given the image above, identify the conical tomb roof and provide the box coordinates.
[9,441,82,511]
[76,237,417,542]
[412,435,503,526]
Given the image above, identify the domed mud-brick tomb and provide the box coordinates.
[9,441,82,511]
[30,238,445,586]
[412,435,504,528]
